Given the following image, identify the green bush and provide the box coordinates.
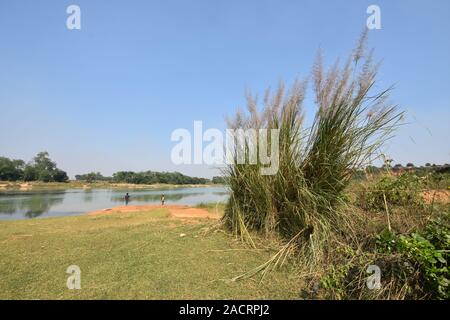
[360,173,423,211]
[424,172,450,190]
[376,217,449,299]
[319,216,449,300]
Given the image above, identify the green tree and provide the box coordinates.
[212,176,226,184]
[52,169,69,182]
[23,152,68,182]
[23,165,38,181]
[0,157,25,181]
[85,172,98,183]
[33,152,56,180]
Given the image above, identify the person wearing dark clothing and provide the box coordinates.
[161,194,165,206]
[125,193,130,205]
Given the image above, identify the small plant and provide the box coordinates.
[320,264,352,299]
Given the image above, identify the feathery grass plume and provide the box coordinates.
[222,32,404,273]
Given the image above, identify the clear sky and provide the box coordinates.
[0,0,449,178]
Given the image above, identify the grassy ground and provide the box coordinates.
[0,208,302,299]
[195,202,227,214]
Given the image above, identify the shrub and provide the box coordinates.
[376,217,449,300]
[359,173,423,211]
[316,215,449,300]
[424,172,450,190]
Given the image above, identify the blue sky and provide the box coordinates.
[0,0,449,178]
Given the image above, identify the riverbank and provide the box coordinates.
[0,180,219,192]
[87,204,221,220]
[0,205,301,299]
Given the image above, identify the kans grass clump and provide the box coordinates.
[222,33,403,269]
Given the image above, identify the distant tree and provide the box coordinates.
[212,176,226,184]
[21,151,68,182]
[425,163,431,167]
[39,171,53,182]
[111,170,209,185]
[86,172,98,183]
[0,157,25,181]
[23,165,38,181]
[53,169,69,182]
[406,163,415,168]
[33,152,56,180]
[75,172,110,182]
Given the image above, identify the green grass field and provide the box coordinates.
[0,208,302,299]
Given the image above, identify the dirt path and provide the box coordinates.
[87,204,220,220]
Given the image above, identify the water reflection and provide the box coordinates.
[0,193,64,218]
[83,189,93,203]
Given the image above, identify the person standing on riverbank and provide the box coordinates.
[125,193,130,205]
[161,194,165,206]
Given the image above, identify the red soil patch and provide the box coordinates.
[87,204,219,220]
[421,190,450,204]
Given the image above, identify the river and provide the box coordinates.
[0,186,229,220]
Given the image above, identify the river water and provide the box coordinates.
[0,186,229,220]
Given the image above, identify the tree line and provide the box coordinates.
[364,163,450,174]
[76,171,212,185]
[350,162,450,180]
[1,152,229,185]
[0,152,68,182]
